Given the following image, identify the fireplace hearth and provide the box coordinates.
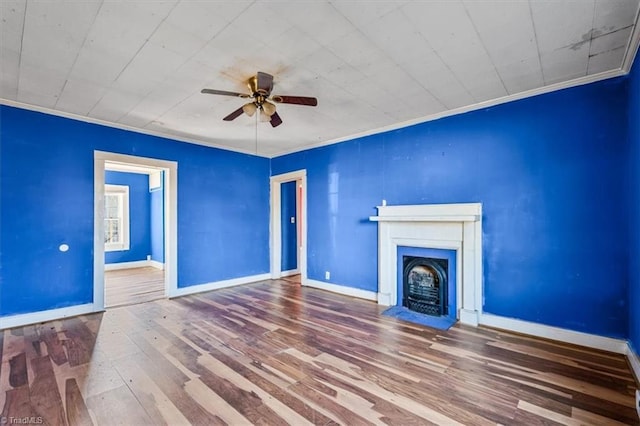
[403,256,448,316]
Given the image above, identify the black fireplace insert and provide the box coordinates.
[402,256,448,317]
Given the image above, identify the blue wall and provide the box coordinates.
[281,181,298,271]
[629,50,640,353]
[104,171,151,264]
[0,105,270,316]
[0,69,636,343]
[272,77,629,339]
[150,172,164,263]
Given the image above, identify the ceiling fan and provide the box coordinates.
[201,71,318,128]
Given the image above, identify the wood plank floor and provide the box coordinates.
[104,267,165,308]
[1,277,638,425]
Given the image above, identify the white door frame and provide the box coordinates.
[94,151,178,309]
[270,170,307,282]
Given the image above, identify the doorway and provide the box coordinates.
[270,170,307,281]
[280,180,300,276]
[103,162,165,307]
[270,170,307,285]
[94,152,178,310]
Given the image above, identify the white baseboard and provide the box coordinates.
[149,260,165,270]
[169,273,271,298]
[627,342,640,384]
[479,313,628,354]
[280,269,299,277]
[104,260,150,271]
[0,303,102,330]
[304,279,378,302]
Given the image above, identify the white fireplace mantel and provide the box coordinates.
[370,203,483,326]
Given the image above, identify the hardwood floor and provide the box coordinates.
[1,277,638,425]
[104,267,165,308]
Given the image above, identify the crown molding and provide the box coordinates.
[272,6,640,158]
[622,4,640,73]
[1,60,632,161]
[271,68,626,158]
[0,99,271,158]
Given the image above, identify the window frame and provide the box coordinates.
[104,184,130,252]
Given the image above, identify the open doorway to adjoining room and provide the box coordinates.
[94,151,177,309]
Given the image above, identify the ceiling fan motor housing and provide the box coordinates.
[248,73,273,97]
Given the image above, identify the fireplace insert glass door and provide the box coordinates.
[402,256,448,316]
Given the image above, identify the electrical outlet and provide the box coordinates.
[636,389,640,418]
[325,271,330,280]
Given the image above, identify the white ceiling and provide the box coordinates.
[1,1,639,157]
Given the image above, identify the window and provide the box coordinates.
[104,184,130,251]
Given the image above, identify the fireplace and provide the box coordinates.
[370,203,483,326]
[402,256,448,316]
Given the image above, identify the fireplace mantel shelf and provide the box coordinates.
[369,214,479,222]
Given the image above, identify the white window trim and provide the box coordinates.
[104,184,130,252]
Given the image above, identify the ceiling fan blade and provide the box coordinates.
[269,111,283,128]
[256,72,274,95]
[271,95,318,106]
[201,88,250,98]
[223,106,245,121]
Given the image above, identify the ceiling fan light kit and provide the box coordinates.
[262,101,276,116]
[201,72,318,128]
[259,110,272,122]
[242,102,257,117]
